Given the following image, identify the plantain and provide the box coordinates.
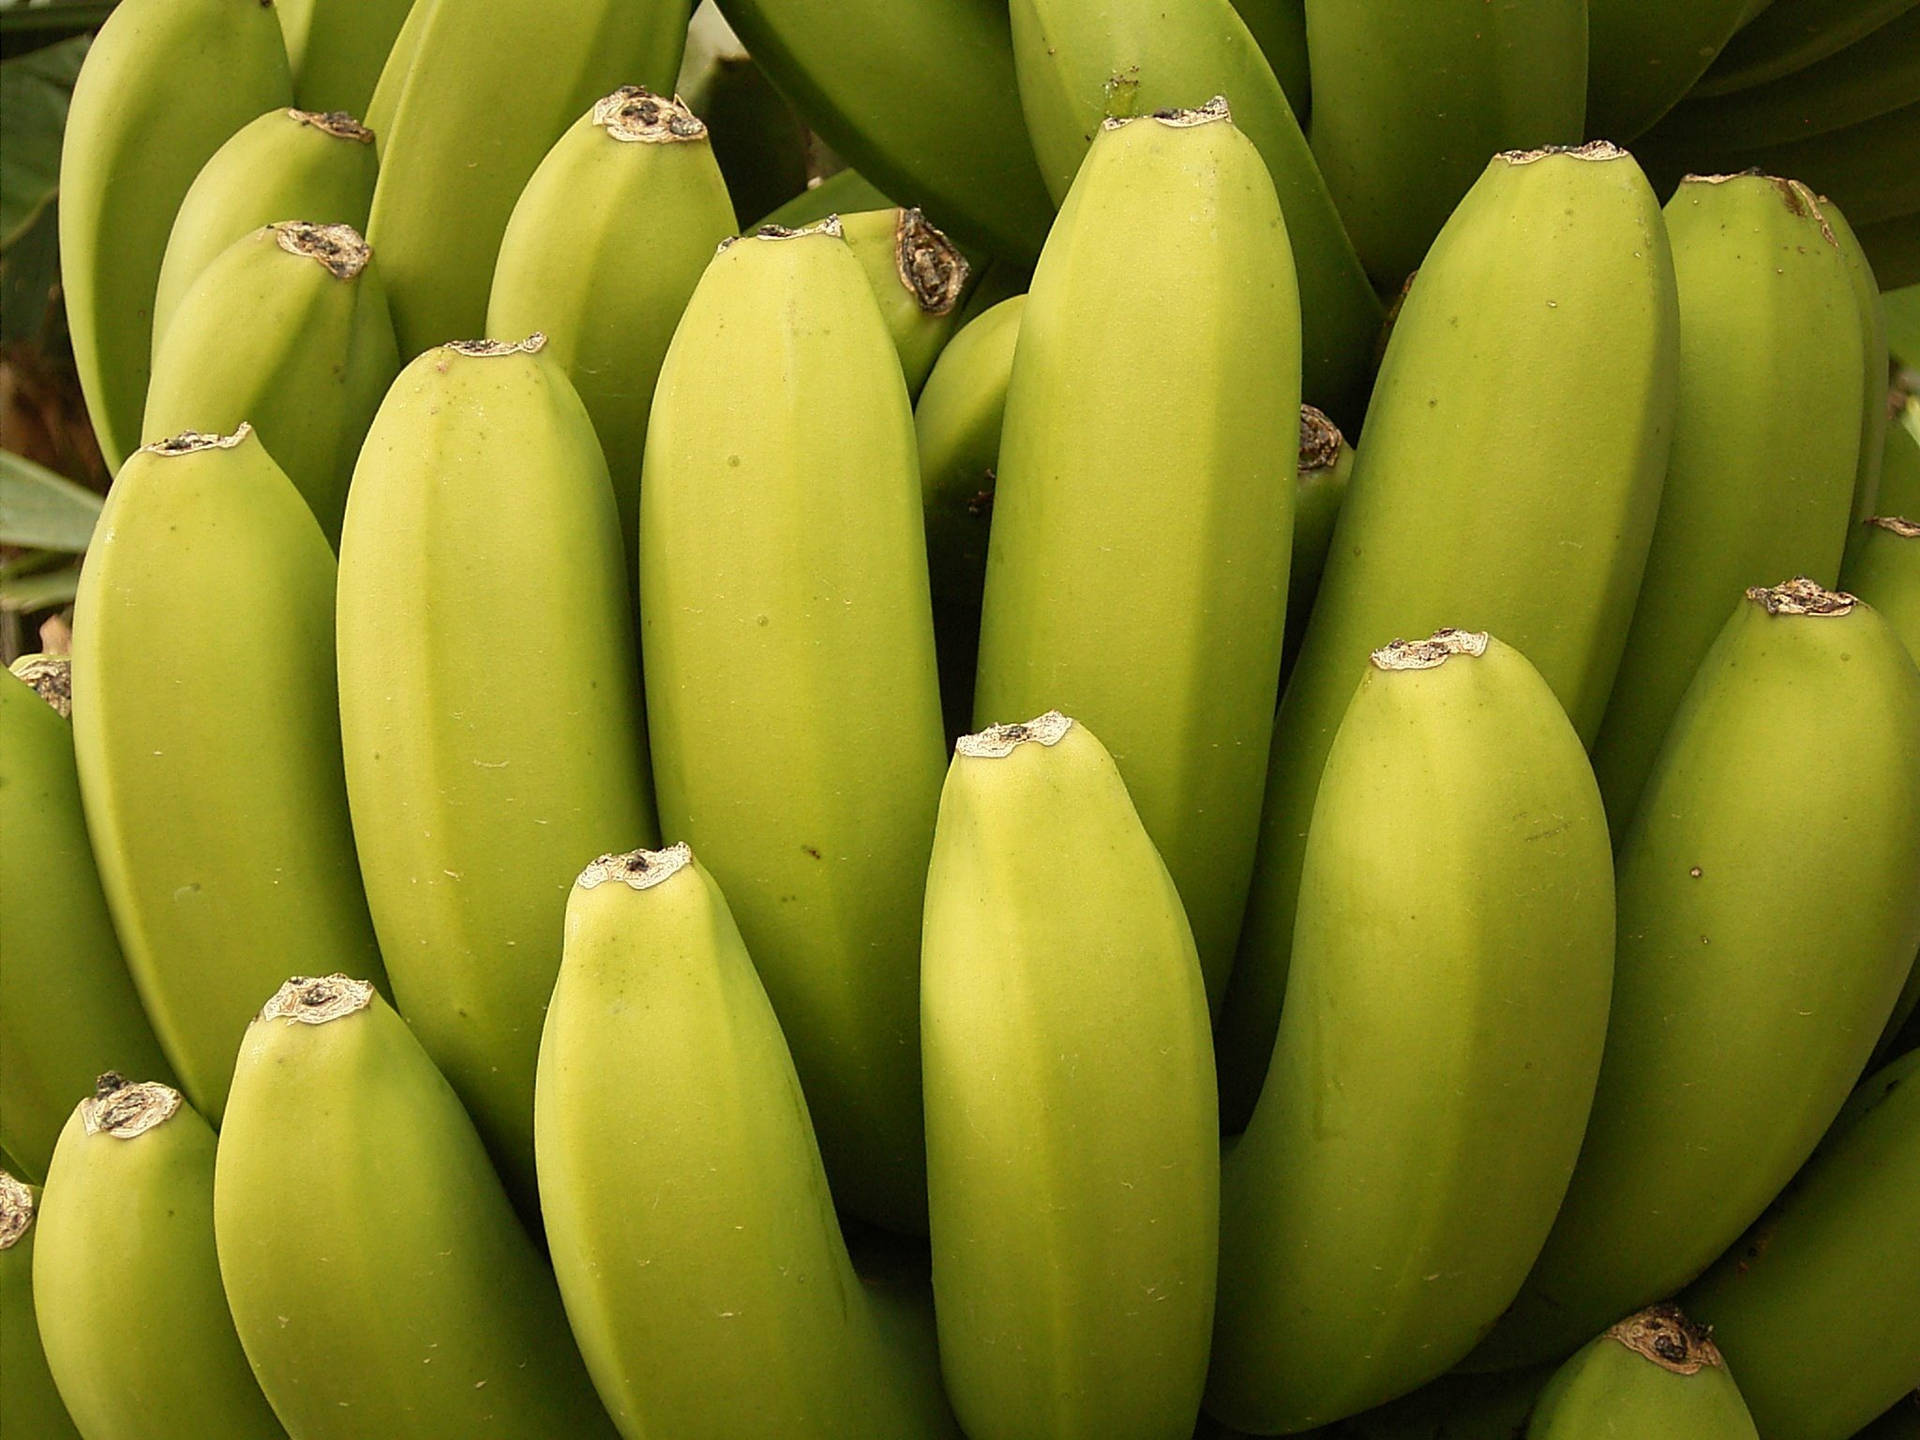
[0,1174,81,1440]
[1524,1307,1761,1440]
[275,0,418,115]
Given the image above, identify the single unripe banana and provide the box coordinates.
[0,657,174,1182]
[486,87,736,581]
[144,222,399,546]
[1218,142,1678,1129]
[1209,632,1615,1432]
[972,103,1297,1009]
[363,0,690,356]
[536,846,960,1440]
[1845,516,1920,658]
[58,0,292,470]
[1282,404,1353,676]
[1883,396,1920,517]
[1591,174,1865,832]
[151,107,376,351]
[1583,0,1754,140]
[758,166,893,230]
[1475,579,1920,1370]
[1830,201,1893,524]
[32,1077,284,1439]
[337,334,654,1207]
[213,976,618,1439]
[70,428,386,1123]
[640,219,945,1232]
[676,1,810,225]
[836,207,973,396]
[922,713,1217,1440]
[0,1174,81,1440]
[1525,1307,1761,1440]
[275,0,417,114]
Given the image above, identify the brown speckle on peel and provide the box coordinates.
[258,974,374,1026]
[1868,516,1920,538]
[142,424,252,457]
[1690,866,1703,878]
[576,843,691,893]
[802,845,823,860]
[1370,629,1489,671]
[269,221,371,279]
[80,1073,183,1139]
[957,710,1074,758]
[895,210,969,315]
[10,653,71,716]
[290,109,373,143]
[1746,577,1856,616]
[1499,139,1625,165]
[0,1173,32,1250]
[1608,1304,1722,1374]
[1298,405,1344,474]
[590,86,706,143]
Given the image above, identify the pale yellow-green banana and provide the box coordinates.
[1845,516,1920,658]
[363,0,690,356]
[676,0,810,224]
[1217,142,1678,1129]
[0,1173,81,1440]
[972,103,1298,1009]
[144,222,399,547]
[213,976,618,1439]
[837,207,973,397]
[275,0,417,114]
[1830,201,1892,524]
[1524,1308,1761,1440]
[922,713,1217,1440]
[31,1077,284,1439]
[1583,0,1754,140]
[1283,404,1354,676]
[336,335,655,1208]
[639,219,946,1233]
[58,0,292,470]
[1474,579,1920,1370]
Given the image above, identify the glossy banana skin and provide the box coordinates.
[973,106,1297,1011]
[1476,583,1920,1370]
[32,1081,284,1439]
[363,0,689,357]
[1693,0,1920,97]
[536,848,960,1440]
[922,715,1217,1440]
[337,337,655,1208]
[70,429,387,1123]
[144,222,400,547]
[0,1175,82,1440]
[58,0,292,471]
[837,207,973,397]
[151,106,376,351]
[214,978,618,1440]
[275,0,417,114]
[1591,175,1865,833]
[1524,1309,1761,1440]
[1583,0,1753,140]
[1217,143,1678,1130]
[0,659,174,1182]
[1209,634,1615,1432]
[641,222,945,1234]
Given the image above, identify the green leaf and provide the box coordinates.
[0,31,88,249]
[1886,283,1920,375]
[0,556,80,612]
[0,446,101,550]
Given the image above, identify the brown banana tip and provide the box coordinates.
[896,209,969,315]
[577,843,693,892]
[0,1173,32,1249]
[269,221,370,278]
[1746,577,1856,616]
[142,424,252,456]
[957,710,1075,758]
[259,974,375,1026]
[290,109,373,143]
[81,1073,183,1139]
[1499,139,1626,165]
[10,653,71,716]
[442,333,546,358]
[592,85,706,143]
[1370,629,1490,671]
[1607,1304,1723,1375]
[1298,405,1345,473]
[1867,516,1920,538]
[1103,95,1231,133]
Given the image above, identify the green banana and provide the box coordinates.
[1844,516,1920,657]
[1283,404,1354,676]
[759,166,894,230]
[0,1174,81,1440]
[1524,1308,1761,1440]
[639,219,945,1233]
[1009,1,1380,424]
[1474,579,1920,1370]
[31,1076,284,1439]
[486,88,736,581]
[1889,398,1920,517]
[362,0,690,357]
[536,846,960,1440]
[915,292,1024,739]
[213,976,618,1439]
[1693,0,1920,97]
[922,713,1216,1440]
[336,334,655,1208]
[677,0,811,225]
[1683,1048,1920,1440]
[275,0,417,114]
[711,0,1054,259]
[1857,211,1920,288]
[1210,632,1615,1432]
[1228,0,1309,120]
[1583,0,1754,141]
[144,222,400,547]
[972,102,1298,1009]
[1650,103,1920,228]
[837,207,973,396]
[1831,202,1892,525]
[1591,174,1865,833]
[0,657,175,1182]
[70,427,386,1122]
[57,0,292,471]
[1301,0,1587,289]
[1217,142,1679,1130]
[151,106,376,351]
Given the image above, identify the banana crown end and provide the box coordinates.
[1747,577,1856,617]
[442,333,547,359]
[895,209,969,315]
[1298,405,1345,474]
[290,109,373,144]
[259,975,375,1027]
[1606,1305,1723,1375]
[1499,139,1626,166]
[1868,516,1920,538]
[80,1072,183,1140]
[10,653,71,716]
[723,216,845,255]
[957,710,1074,759]
[1679,173,1836,244]
[142,424,252,457]
[0,1173,31,1249]
[592,86,706,143]
[270,221,371,279]
[1102,95,1231,133]
[577,843,693,892]
[1370,629,1490,671]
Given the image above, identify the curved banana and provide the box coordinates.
[1524,1308,1761,1440]
[1830,202,1892,525]
[837,207,973,396]
[152,107,376,350]
[31,1077,283,1439]
[1591,174,1865,832]
[1210,632,1614,1432]
[1009,2,1379,424]
[1217,142,1678,1129]
[486,88,736,579]
[758,167,893,230]
[536,846,960,1440]
[677,1,810,225]
[70,428,385,1123]
[274,0,417,115]
[213,976,618,1439]
[1885,397,1920,516]
[639,220,946,1233]
[363,0,690,357]
[1474,579,1920,1370]
[336,335,655,1208]
[144,222,399,546]
[1282,404,1354,676]
[0,1174,81,1440]
[1227,0,1309,120]
[1583,0,1754,141]
[923,713,1216,1440]
[1302,0,1587,289]
[58,0,292,471]
[915,293,1024,738]
[972,103,1297,1009]
[1693,0,1920,97]
[0,658,174,1182]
